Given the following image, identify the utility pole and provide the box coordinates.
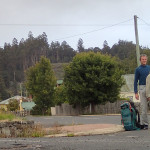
[20,83,22,97]
[14,71,16,81]
[134,15,140,67]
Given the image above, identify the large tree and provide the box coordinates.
[64,52,124,112]
[102,40,110,54]
[0,75,9,100]
[25,56,56,115]
[77,38,84,53]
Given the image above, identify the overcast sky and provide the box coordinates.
[0,0,150,50]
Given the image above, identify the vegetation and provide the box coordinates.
[7,99,19,111]
[0,112,17,121]
[18,124,46,138]
[64,52,124,112]
[52,63,68,79]
[67,133,75,137]
[54,85,68,105]
[25,56,56,115]
[0,31,150,111]
[0,32,76,99]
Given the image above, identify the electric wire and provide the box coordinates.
[138,18,150,26]
[0,18,133,47]
[53,18,133,41]
[0,23,135,27]
[1,17,148,47]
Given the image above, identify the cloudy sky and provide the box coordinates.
[0,0,150,50]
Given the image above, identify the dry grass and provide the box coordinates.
[18,124,47,137]
[19,122,64,137]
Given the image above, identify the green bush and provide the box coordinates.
[7,99,19,111]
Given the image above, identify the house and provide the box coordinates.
[19,97,35,111]
[0,95,22,111]
[56,80,63,87]
[120,74,139,102]
[0,95,35,111]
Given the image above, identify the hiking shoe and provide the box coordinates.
[143,125,148,130]
[140,125,144,129]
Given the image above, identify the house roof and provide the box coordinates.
[0,95,22,104]
[0,95,32,105]
[57,80,63,85]
[21,101,36,110]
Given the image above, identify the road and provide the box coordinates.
[26,115,122,127]
[0,130,150,150]
[0,115,150,150]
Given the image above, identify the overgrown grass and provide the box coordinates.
[0,112,17,121]
[18,124,46,137]
[0,112,47,138]
[67,133,75,137]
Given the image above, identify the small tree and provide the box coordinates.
[25,56,56,115]
[64,52,124,112]
[7,99,19,111]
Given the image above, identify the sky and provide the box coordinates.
[0,0,150,50]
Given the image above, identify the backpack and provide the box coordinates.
[121,102,140,131]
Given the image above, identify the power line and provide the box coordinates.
[53,18,133,41]
[0,23,147,27]
[138,18,150,26]
[0,22,139,27]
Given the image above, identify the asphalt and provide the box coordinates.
[45,122,125,137]
[26,115,131,137]
[26,114,150,137]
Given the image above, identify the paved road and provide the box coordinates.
[1,115,150,150]
[0,130,150,150]
[26,115,150,127]
[26,115,122,127]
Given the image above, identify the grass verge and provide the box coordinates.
[0,111,19,121]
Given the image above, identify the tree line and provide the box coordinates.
[0,31,150,100]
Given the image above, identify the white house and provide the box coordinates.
[120,74,140,102]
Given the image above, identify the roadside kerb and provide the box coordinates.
[45,124,125,137]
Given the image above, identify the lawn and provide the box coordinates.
[0,112,17,121]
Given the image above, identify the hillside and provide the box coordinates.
[52,63,68,80]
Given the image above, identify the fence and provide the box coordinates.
[11,110,31,117]
[53,100,141,116]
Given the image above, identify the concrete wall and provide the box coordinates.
[51,107,56,116]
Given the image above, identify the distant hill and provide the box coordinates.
[52,63,68,80]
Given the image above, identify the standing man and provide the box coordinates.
[134,54,150,129]
[146,73,150,101]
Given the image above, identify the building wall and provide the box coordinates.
[120,92,140,102]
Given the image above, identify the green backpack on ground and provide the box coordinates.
[121,102,140,131]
